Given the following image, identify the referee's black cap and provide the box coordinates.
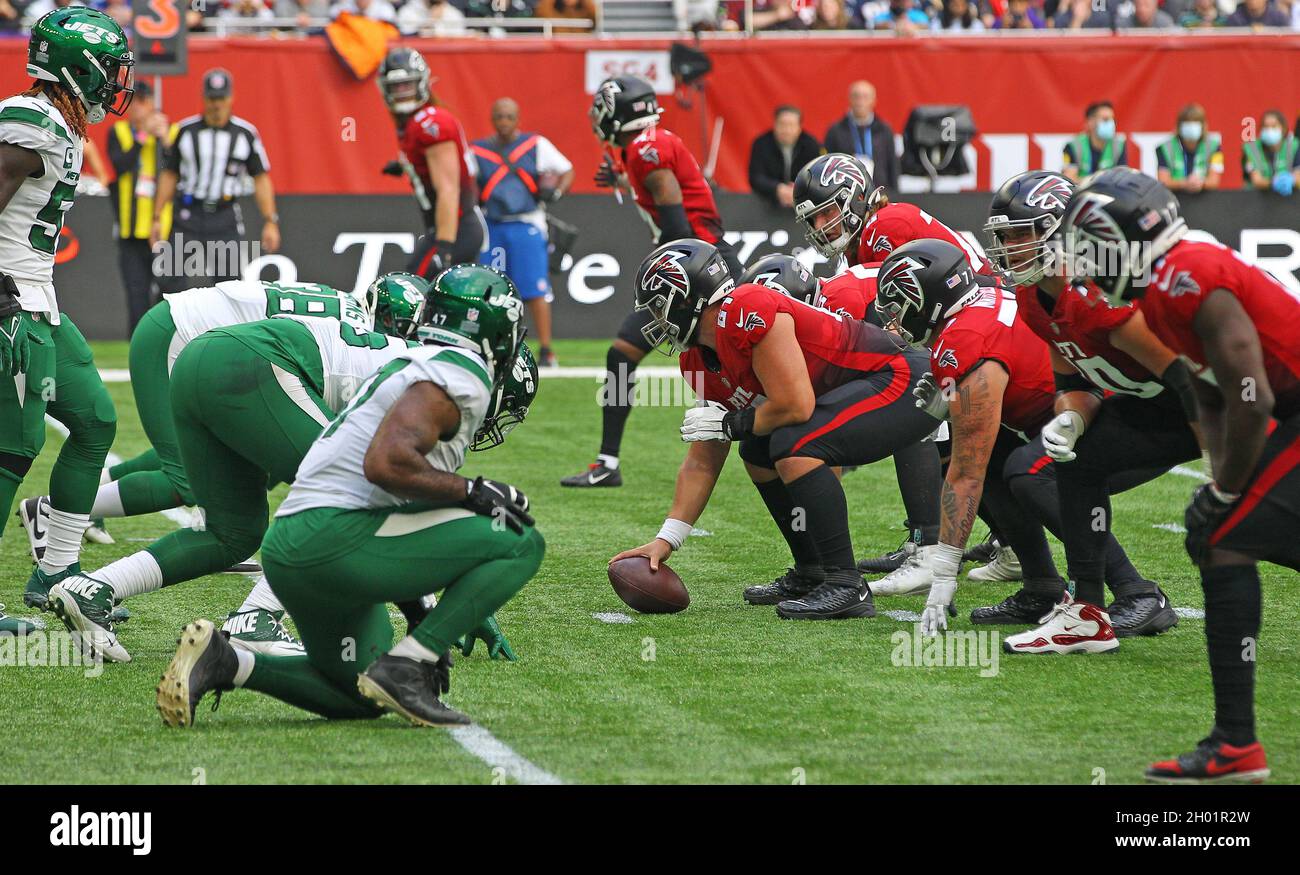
[203,68,234,99]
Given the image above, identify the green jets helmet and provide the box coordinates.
[472,344,538,451]
[366,271,430,339]
[27,8,134,125]
[417,265,525,378]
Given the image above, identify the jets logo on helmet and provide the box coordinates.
[879,256,927,310]
[641,250,691,298]
[819,155,866,192]
[1024,174,1072,212]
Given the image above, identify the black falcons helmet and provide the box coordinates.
[984,170,1074,287]
[1059,166,1187,305]
[590,76,661,145]
[793,153,882,258]
[634,238,735,354]
[738,254,818,304]
[875,239,979,346]
[377,47,432,116]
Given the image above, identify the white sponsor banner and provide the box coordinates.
[584,51,674,95]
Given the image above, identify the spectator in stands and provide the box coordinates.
[1226,0,1290,24]
[848,0,890,25]
[676,0,723,29]
[399,0,468,33]
[330,0,398,24]
[873,0,932,31]
[220,0,275,22]
[536,0,597,31]
[812,0,851,26]
[0,0,24,32]
[823,80,899,189]
[993,0,1045,26]
[939,0,985,28]
[1117,0,1178,25]
[1062,101,1127,182]
[1180,0,1227,25]
[749,105,823,209]
[1051,0,1111,26]
[275,0,330,27]
[741,0,812,29]
[1242,110,1299,195]
[1156,103,1223,194]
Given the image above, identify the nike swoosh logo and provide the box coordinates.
[859,590,868,601]
[588,472,610,484]
[29,503,46,539]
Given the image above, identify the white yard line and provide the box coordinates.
[448,724,564,785]
[1152,523,1188,534]
[1169,465,1210,482]
[592,611,634,624]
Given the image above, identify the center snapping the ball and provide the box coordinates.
[608,557,690,614]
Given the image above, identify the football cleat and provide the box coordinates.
[962,533,999,564]
[156,620,239,728]
[47,575,131,663]
[83,517,114,545]
[971,588,1062,626]
[1145,734,1270,784]
[226,558,262,574]
[870,545,946,597]
[775,575,875,620]
[222,609,305,657]
[743,567,820,605]
[1003,598,1119,655]
[356,653,469,726]
[24,562,81,612]
[857,539,916,575]
[560,461,622,488]
[0,603,45,636]
[1107,587,1178,638]
[16,495,50,562]
[967,544,1022,582]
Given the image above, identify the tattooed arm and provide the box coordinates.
[940,360,1008,551]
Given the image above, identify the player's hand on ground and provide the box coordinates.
[912,371,949,420]
[1041,410,1085,463]
[0,312,30,376]
[1184,483,1237,565]
[458,615,517,661]
[610,539,673,572]
[462,476,533,534]
[921,576,957,636]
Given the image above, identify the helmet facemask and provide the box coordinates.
[1062,196,1188,306]
[984,214,1059,287]
[379,70,428,116]
[797,193,858,258]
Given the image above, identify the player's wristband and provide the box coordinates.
[722,407,756,442]
[656,518,693,551]
[1159,358,1200,424]
[931,542,965,580]
[1209,482,1240,505]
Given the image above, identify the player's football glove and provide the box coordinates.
[1184,482,1238,566]
[458,614,517,661]
[1041,410,1086,463]
[381,160,403,177]
[462,476,534,535]
[912,371,950,421]
[594,155,621,189]
[920,543,963,636]
[0,310,30,377]
[680,401,755,442]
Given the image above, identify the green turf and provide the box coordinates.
[1,340,1296,784]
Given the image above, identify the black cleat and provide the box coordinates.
[156,619,238,728]
[743,568,820,605]
[963,534,999,564]
[1146,733,1269,784]
[856,540,916,575]
[561,462,623,488]
[776,576,875,620]
[356,653,469,726]
[970,588,1061,625]
[1108,586,1178,638]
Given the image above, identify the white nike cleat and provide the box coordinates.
[1003,597,1119,655]
[48,577,132,663]
[16,495,50,562]
[967,545,1022,583]
[869,544,942,597]
[83,518,114,545]
[223,609,305,657]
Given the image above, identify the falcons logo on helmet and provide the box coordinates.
[640,249,690,297]
[594,80,620,120]
[880,256,926,308]
[1068,193,1126,243]
[750,270,790,297]
[1025,175,1073,213]
[818,155,866,192]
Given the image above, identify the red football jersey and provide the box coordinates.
[1015,281,1164,398]
[678,283,910,410]
[1137,240,1300,418]
[858,203,992,275]
[622,126,724,244]
[930,280,1055,434]
[398,104,478,226]
[816,262,880,321]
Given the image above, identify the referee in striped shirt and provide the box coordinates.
[150,68,281,291]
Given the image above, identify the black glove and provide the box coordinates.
[462,476,534,534]
[381,160,403,177]
[1184,483,1238,565]
[594,155,619,189]
[537,186,559,204]
[396,594,435,630]
[723,406,757,442]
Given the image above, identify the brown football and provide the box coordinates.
[608,557,690,614]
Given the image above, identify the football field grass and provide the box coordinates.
[2,339,1297,784]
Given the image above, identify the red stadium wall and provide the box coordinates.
[2,34,1298,194]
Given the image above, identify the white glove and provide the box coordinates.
[1041,410,1086,463]
[919,543,963,636]
[680,401,730,442]
[912,371,950,421]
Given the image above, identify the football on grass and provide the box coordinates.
[608,557,690,614]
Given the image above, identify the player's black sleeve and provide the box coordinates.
[656,202,694,243]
